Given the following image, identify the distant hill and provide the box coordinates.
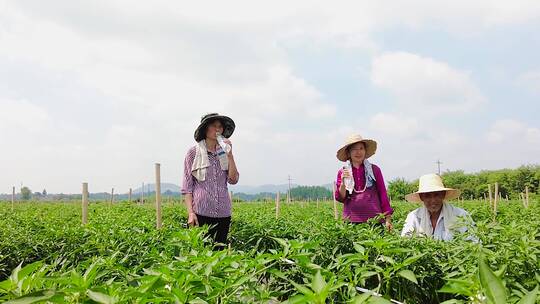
[132,183,181,194]
[130,183,306,195]
[0,182,335,201]
[229,184,299,194]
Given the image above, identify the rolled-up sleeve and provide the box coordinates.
[373,165,393,215]
[334,169,345,203]
[181,147,196,195]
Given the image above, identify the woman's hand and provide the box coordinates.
[188,212,199,227]
[385,217,393,232]
[224,139,233,155]
[339,168,352,188]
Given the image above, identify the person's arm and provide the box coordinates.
[181,148,198,227]
[373,165,393,230]
[223,139,239,184]
[401,211,417,237]
[184,193,198,226]
[335,169,347,202]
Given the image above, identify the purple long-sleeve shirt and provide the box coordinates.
[334,163,393,220]
[181,146,238,218]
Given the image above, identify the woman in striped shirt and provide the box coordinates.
[182,113,239,250]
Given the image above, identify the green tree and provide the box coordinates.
[387,178,417,201]
[21,187,32,200]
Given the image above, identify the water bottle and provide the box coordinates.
[216,133,232,153]
[343,161,354,194]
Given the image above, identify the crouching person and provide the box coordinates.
[401,174,476,241]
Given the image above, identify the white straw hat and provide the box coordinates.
[336,134,377,162]
[405,174,461,203]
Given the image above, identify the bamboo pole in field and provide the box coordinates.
[155,163,162,229]
[11,186,15,210]
[521,193,526,208]
[128,188,132,203]
[229,191,233,203]
[488,184,493,209]
[332,183,339,220]
[316,198,319,208]
[140,183,144,205]
[493,183,498,221]
[82,183,88,225]
[110,188,114,205]
[287,190,290,204]
[505,194,508,202]
[275,192,280,219]
[525,186,530,208]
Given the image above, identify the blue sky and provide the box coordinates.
[1,1,539,193]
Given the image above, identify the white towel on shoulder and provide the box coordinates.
[191,140,229,181]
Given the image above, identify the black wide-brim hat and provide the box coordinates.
[194,113,235,142]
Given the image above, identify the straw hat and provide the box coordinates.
[336,134,377,162]
[405,174,461,203]
[194,113,235,142]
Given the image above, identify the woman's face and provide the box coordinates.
[348,142,366,163]
[205,120,224,140]
[419,191,446,214]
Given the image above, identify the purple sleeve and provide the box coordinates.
[373,164,393,215]
[334,169,345,203]
[181,147,196,195]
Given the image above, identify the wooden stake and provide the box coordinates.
[229,191,233,203]
[82,183,88,225]
[141,183,144,205]
[316,198,319,208]
[332,183,339,220]
[11,186,15,210]
[128,188,132,203]
[521,193,526,208]
[110,188,114,205]
[526,186,530,208]
[493,183,498,221]
[155,163,162,229]
[287,190,290,204]
[488,184,493,209]
[275,192,280,219]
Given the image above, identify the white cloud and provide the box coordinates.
[487,119,540,144]
[1,0,539,193]
[371,52,486,115]
[516,70,540,94]
[369,113,420,137]
[0,98,52,134]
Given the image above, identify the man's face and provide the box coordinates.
[419,191,446,213]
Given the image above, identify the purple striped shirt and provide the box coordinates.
[181,146,236,218]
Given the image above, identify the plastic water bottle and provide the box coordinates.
[216,133,232,153]
[343,161,354,194]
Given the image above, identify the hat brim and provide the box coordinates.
[194,115,235,142]
[405,188,461,203]
[336,139,377,162]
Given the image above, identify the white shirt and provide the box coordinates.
[401,203,475,241]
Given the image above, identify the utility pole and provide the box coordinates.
[435,159,442,175]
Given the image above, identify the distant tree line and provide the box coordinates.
[388,165,540,201]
